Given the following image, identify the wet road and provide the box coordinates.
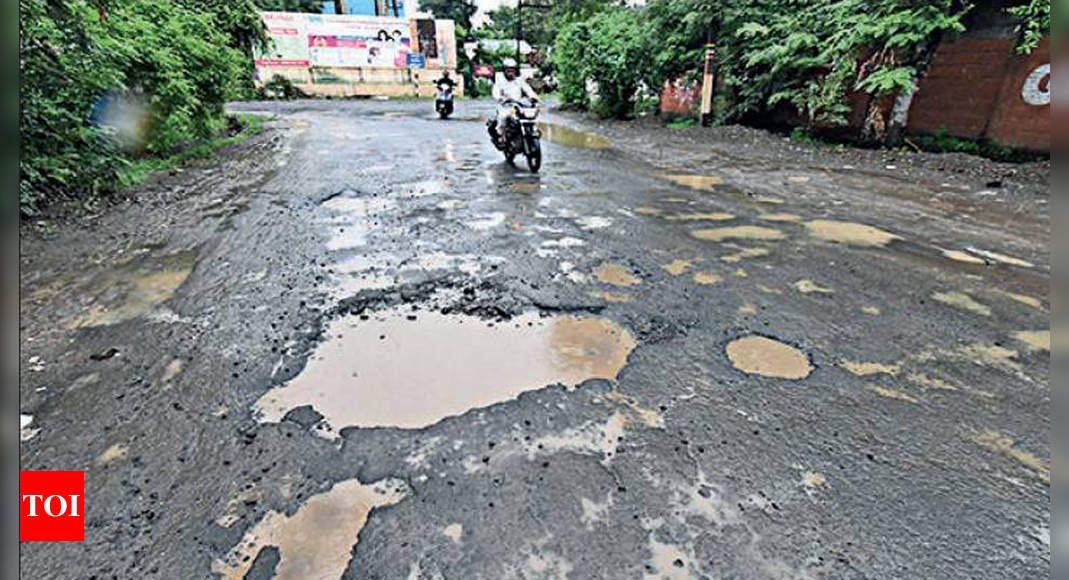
[20,99,1049,579]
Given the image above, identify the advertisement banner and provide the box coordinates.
[256,12,310,66]
[305,14,413,68]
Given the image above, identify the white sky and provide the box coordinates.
[471,0,508,27]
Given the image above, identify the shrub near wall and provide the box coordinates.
[20,0,253,216]
[553,8,654,119]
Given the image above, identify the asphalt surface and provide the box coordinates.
[20,98,1050,579]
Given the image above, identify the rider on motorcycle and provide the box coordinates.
[435,70,456,92]
[488,58,538,146]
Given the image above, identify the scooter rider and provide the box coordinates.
[488,58,538,145]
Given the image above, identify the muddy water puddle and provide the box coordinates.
[537,123,612,149]
[254,309,636,431]
[690,226,785,242]
[725,335,811,379]
[214,477,408,580]
[66,250,197,329]
[804,220,901,247]
[661,174,723,191]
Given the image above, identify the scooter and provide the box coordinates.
[490,99,542,172]
[435,82,454,119]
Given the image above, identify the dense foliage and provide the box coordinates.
[254,0,323,12]
[551,0,1050,128]
[1007,0,1050,54]
[553,7,654,118]
[20,0,262,215]
[567,0,974,126]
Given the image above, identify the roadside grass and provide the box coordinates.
[666,116,698,129]
[117,113,269,189]
[789,127,849,151]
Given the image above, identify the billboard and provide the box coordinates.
[255,12,455,70]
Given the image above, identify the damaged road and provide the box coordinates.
[20,98,1049,579]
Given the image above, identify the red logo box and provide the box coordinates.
[20,471,84,541]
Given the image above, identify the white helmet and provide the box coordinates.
[502,58,518,70]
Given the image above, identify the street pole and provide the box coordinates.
[515,0,522,63]
[699,43,715,127]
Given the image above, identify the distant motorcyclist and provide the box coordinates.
[488,58,538,144]
[435,70,456,92]
[435,70,456,119]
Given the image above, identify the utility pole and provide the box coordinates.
[699,43,716,127]
[515,0,522,62]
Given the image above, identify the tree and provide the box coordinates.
[20,0,254,215]
[642,0,972,135]
[254,0,324,12]
[553,7,653,118]
[419,0,476,29]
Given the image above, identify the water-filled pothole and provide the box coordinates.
[254,309,637,432]
[538,123,612,149]
[725,335,811,380]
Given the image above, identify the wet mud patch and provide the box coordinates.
[64,249,198,329]
[968,430,1049,484]
[595,262,642,287]
[213,477,409,579]
[725,335,812,380]
[932,291,992,317]
[254,304,637,432]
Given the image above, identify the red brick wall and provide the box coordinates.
[985,36,1050,150]
[660,80,700,116]
[907,35,1050,150]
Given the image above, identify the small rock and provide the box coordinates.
[90,348,120,361]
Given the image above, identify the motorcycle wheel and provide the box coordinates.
[525,137,542,173]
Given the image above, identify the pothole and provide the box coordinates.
[661,174,723,191]
[213,477,408,580]
[254,308,637,432]
[690,226,785,242]
[538,123,612,149]
[725,335,811,379]
[804,220,900,247]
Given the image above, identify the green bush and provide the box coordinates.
[552,8,654,119]
[20,0,260,216]
[1007,0,1050,54]
[643,0,973,133]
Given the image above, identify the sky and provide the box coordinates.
[471,0,507,27]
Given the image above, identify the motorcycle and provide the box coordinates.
[491,99,542,172]
[435,82,454,119]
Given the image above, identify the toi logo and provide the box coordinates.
[20,471,84,541]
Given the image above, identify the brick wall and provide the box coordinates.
[907,35,1049,151]
[660,80,700,116]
